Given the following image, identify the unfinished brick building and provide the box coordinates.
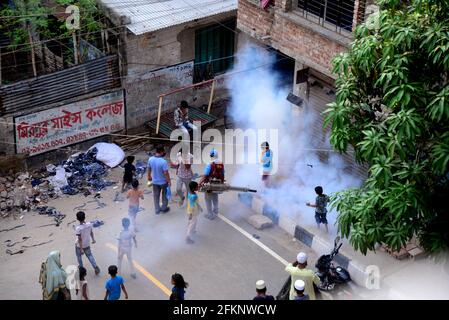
[237,0,376,175]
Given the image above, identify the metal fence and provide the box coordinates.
[0,55,121,116]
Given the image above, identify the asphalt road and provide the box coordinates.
[0,164,320,300]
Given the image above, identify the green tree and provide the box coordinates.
[0,0,52,76]
[324,0,449,254]
[0,0,103,68]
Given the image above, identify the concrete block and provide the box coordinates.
[294,225,315,248]
[347,261,369,288]
[262,203,279,224]
[251,196,265,215]
[246,214,274,230]
[278,214,296,236]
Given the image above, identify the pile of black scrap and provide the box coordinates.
[1,169,60,217]
[35,206,66,226]
[60,147,116,195]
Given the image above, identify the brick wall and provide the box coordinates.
[237,0,351,78]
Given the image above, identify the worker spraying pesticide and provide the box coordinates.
[199,148,225,220]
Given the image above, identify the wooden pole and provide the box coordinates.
[28,25,37,77]
[156,96,163,134]
[207,79,216,114]
[73,32,78,64]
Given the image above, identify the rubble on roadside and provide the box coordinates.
[0,145,122,217]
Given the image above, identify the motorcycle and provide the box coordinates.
[315,236,351,291]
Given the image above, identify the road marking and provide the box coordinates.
[105,243,171,297]
[218,214,289,266]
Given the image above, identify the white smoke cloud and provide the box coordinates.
[226,44,362,234]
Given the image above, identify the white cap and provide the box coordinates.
[256,280,266,290]
[294,279,305,291]
[297,252,307,264]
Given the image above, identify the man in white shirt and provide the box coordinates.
[75,211,100,275]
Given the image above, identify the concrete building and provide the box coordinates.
[237,0,376,174]
[238,0,376,94]
[97,0,238,130]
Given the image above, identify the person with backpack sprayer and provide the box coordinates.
[199,149,225,220]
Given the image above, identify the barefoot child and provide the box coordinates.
[104,265,128,300]
[306,186,330,233]
[76,266,89,300]
[186,181,203,244]
[122,156,136,192]
[126,180,144,232]
[117,218,137,279]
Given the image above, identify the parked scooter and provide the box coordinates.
[315,236,351,291]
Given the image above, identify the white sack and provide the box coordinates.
[89,142,125,168]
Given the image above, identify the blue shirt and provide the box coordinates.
[105,276,124,300]
[261,149,273,174]
[148,156,169,185]
[172,286,185,300]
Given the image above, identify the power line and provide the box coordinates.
[0,119,351,154]
[1,52,291,93]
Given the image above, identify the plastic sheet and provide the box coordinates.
[89,143,125,168]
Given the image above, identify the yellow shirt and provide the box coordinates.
[285,263,321,300]
[186,193,200,216]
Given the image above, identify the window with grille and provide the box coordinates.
[297,0,355,31]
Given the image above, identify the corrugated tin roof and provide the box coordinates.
[99,0,237,35]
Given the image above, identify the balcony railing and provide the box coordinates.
[294,0,365,36]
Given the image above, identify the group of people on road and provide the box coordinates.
[252,251,319,301]
[38,100,330,300]
[145,142,225,244]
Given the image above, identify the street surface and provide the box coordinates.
[0,155,372,300]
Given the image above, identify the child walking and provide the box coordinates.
[76,266,89,300]
[170,273,188,300]
[122,156,136,193]
[260,141,273,187]
[186,181,203,244]
[75,211,100,275]
[117,218,137,279]
[104,265,128,300]
[126,180,144,232]
[306,186,330,233]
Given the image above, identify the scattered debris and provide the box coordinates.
[113,192,125,202]
[66,220,77,227]
[21,239,53,248]
[114,134,151,153]
[37,223,58,228]
[73,199,107,211]
[0,224,26,233]
[135,160,147,179]
[6,236,31,247]
[91,220,105,228]
[35,206,65,226]
[6,249,25,255]
[0,146,121,216]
